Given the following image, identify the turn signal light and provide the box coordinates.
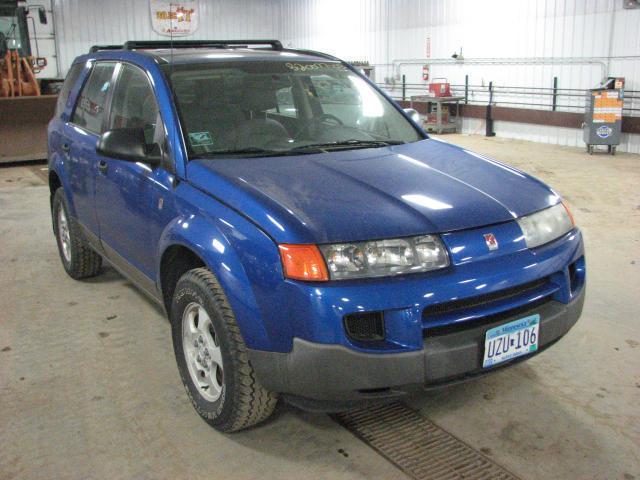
[278,244,329,281]
[562,201,576,227]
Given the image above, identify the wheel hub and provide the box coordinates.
[182,302,224,402]
[196,337,211,370]
[57,207,72,263]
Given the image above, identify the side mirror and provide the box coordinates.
[97,128,161,165]
[403,108,421,124]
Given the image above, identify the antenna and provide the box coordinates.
[169,2,175,65]
[169,3,177,179]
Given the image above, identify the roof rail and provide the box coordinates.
[122,40,283,51]
[89,44,123,53]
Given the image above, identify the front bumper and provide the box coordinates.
[248,285,584,410]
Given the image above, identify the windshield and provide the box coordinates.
[166,60,423,157]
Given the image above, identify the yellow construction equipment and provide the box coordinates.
[1,49,45,97]
[1,2,58,163]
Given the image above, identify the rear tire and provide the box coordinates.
[171,267,278,432]
[52,188,102,279]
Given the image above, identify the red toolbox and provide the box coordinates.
[428,78,451,97]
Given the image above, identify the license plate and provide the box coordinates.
[483,314,540,368]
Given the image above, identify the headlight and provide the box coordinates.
[318,235,449,280]
[517,202,575,249]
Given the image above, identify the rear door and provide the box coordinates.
[64,61,117,238]
[94,62,176,289]
[48,62,84,165]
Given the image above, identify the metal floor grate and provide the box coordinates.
[333,402,520,480]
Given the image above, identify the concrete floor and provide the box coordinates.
[0,135,638,480]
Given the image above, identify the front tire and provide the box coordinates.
[52,188,102,279]
[171,268,278,432]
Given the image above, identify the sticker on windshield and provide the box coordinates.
[285,62,348,72]
[189,131,214,147]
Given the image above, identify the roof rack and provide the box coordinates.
[89,44,123,53]
[88,40,283,54]
[122,40,283,51]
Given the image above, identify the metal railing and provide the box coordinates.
[376,77,640,116]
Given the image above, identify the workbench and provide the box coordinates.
[409,95,464,134]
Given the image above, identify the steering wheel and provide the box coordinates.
[295,113,344,139]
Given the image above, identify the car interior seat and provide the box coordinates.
[234,79,290,149]
[179,76,245,151]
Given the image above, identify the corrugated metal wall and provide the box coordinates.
[280,0,640,92]
[51,0,640,152]
[53,0,282,74]
[279,0,640,153]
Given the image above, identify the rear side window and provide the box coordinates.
[71,63,116,134]
[55,63,84,117]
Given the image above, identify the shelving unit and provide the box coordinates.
[409,95,464,134]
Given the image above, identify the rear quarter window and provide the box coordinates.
[70,62,116,134]
[55,63,84,118]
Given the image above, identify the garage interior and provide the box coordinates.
[1,1,639,479]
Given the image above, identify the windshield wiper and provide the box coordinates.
[290,139,405,152]
[191,147,294,159]
[190,140,405,159]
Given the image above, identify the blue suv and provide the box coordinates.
[48,40,585,432]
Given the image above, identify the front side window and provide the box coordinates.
[108,64,160,145]
[71,62,115,134]
[167,61,422,157]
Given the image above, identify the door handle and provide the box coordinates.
[61,142,70,153]
[98,160,108,174]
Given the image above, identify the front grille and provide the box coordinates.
[423,295,554,337]
[344,311,385,341]
[422,276,557,337]
[423,277,549,318]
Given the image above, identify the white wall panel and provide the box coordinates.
[52,0,640,94]
[279,0,640,153]
[51,0,640,152]
[281,0,640,87]
[53,0,282,75]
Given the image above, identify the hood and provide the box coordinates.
[186,139,560,244]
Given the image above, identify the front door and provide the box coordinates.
[94,62,175,289]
